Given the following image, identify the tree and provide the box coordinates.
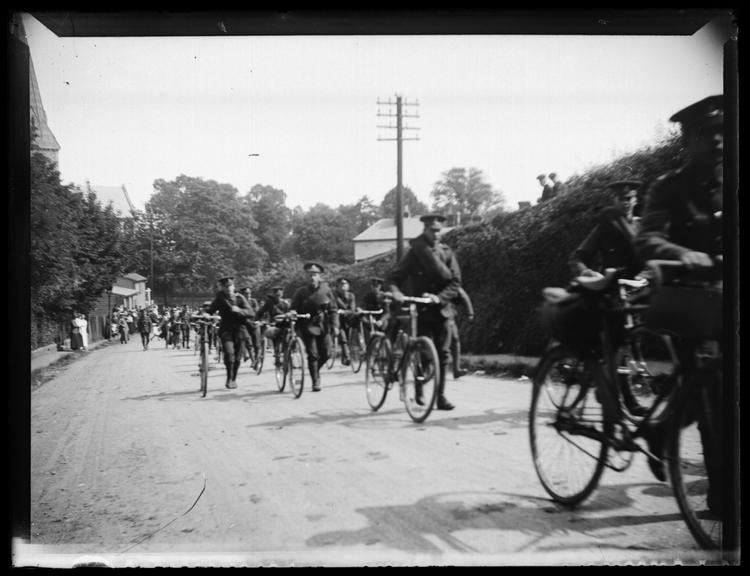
[146,175,266,296]
[338,195,379,235]
[30,145,124,317]
[380,186,429,218]
[244,184,293,264]
[430,167,506,223]
[291,203,355,264]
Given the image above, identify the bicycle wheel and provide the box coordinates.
[348,325,366,374]
[402,336,439,423]
[255,335,266,375]
[365,333,391,411]
[200,341,209,397]
[326,332,337,369]
[391,331,409,376]
[617,326,677,419]
[275,342,286,392]
[288,336,306,399]
[529,345,610,506]
[668,377,723,550]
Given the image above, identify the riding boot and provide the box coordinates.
[436,364,455,410]
[310,360,321,391]
[341,341,351,366]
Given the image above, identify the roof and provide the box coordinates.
[123,272,147,282]
[110,286,138,297]
[79,183,139,216]
[353,217,425,242]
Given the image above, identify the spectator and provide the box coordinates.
[537,173,555,203]
[70,311,83,351]
[118,314,129,344]
[548,172,567,197]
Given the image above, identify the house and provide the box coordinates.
[352,214,454,261]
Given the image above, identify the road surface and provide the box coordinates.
[16,338,731,567]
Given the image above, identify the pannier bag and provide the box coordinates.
[539,288,603,353]
[644,285,722,340]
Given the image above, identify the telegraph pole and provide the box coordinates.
[377,94,420,261]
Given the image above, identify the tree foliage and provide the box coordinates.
[291,203,355,264]
[380,186,429,218]
[144,175,266,295]
[244,184,293,263]
[30,147,124,317]
[430,167,505,222]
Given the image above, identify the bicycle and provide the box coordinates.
[530,260,728,550]
[325,309,345,369]
[252,321,269,375]
[273,312,310,398]
[347,309,383,374]
[364,296,440,423]
[194,314,221,397]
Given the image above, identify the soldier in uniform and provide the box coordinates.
[239,286,261,368]
[569,179,644,279]
[634,95,724,513]
[290,262,335,392]
[386,213,462,410]
[257,286,291,368]
[204,276,254,390]
[332,277,357,366]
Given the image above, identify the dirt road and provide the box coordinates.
[16,338,729,566]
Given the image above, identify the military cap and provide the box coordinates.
[419,213,447,224]
[303,262,324,273]
[370,277,384,284]
[239,286,251,292]
[271,285,283,291]
[217,275,234,285]
[670,95,723,129]
[336,277,350,284]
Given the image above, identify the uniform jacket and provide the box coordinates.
[570,207,641,277]
[257,295,290,322]
[291,282,334,336]
[333,290,356,313]
[362,290,383,312]
[635,162,723,261]
[208,291,253,335]
[386,233,462,320]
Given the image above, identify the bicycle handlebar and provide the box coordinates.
[400,295,435,305]
[274,312,312,322]
[358,309,383,316]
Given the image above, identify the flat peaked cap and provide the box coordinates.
[304,262,324,273]
[218,275,234,284]
[370,277,384,284]
[669,95,723,128]
[271,285,283,291]
[537,174,547,180]
[337,277,349,284]
[419,213,447,224]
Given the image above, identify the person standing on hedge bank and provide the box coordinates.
[386,213,463,410]
[634,95,724,508]
[290,262,335,392]
[568,179,644,280]
[536,173,554,203]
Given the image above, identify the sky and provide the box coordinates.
[21,12,730,213]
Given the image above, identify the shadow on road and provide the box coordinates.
[305,487,688,555]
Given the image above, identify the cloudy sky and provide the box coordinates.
[22,12,730,212]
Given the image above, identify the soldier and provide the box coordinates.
[332,277,357,366]
[634,95,723,509]
[362,277,385,312]
[569,180,644,280]
[386,213,462,410]
[204,276,254,390]
[290,262,334,392]
[257,286,291,367]
[239,286,261,367]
